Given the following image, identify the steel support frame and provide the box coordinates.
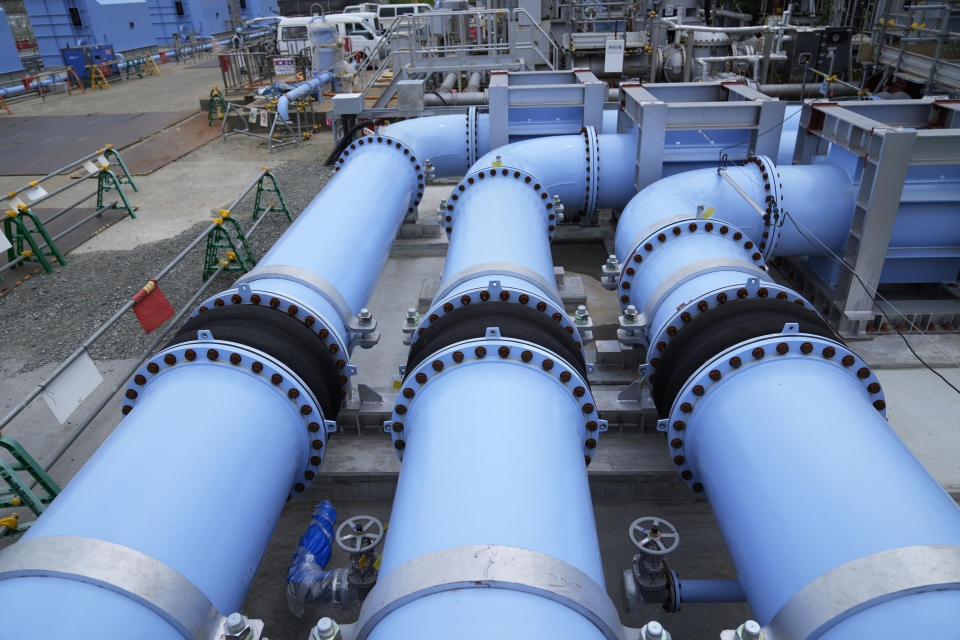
[617,82,784,191]
[790,99,960,335]
[488,70,605,149]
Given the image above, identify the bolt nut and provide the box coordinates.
[358,308,372,325]
[224,612,251,639]
[312,616,341,640]
[605,254,619,271]
[575,305,589,324]
[738,620,763,640]
[405,307,420,326]
[623,304,640,323]
[642,620,666,640]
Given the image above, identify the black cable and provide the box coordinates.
[323,118,382,166]
[716,107,802,165]
[782,212,960,396]
[430,90,448,106]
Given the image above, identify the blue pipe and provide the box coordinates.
[0,130,430,635]
[371,357,606,640]
[676,578,745,604]
[674,333,960,630]
[614,188,960,634]
[362,157,608,638]
[381,114,490,178]
[0,348,312,638]
[614,156,960,287]
[277,71,333,122]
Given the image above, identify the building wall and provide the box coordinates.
[0,6,24,73]
[25,0,154,67]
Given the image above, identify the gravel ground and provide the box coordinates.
[0,160,335,372]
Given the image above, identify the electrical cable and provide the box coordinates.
[323,118,382,165]
[716,106,802,164]
[430,90,448,105]
[782,212,960,396]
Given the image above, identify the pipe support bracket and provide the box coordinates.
[765,545,960,640]
[0,536,225,640]
[341,544,635,640]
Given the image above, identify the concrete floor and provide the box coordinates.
[1,63,960,640]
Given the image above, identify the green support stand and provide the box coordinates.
[253,171,292,222]
[202,216,256,281]
[3,208,66,273]
[0,433,61,537]
[125,56,145,80]
[102,147,139,192]
[98,169,138,219]
[208,87,228,127]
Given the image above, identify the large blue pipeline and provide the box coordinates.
[612,162,960,636]
[0,102,958,640]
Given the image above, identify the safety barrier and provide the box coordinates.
[1,146,138,279]
[0,168,292,537]
[208,85,229,126]
[221,100,323,152]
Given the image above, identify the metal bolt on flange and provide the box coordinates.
[737,620,762,640]
[601,254,620,290]
[405,308,420,326]
[575,305,590,325]
[552,194,565,222]
[623,305,639,324]
[641,620,671,640]
[223,612,251,640]
[358,308,372,325]
[312,616,341,640]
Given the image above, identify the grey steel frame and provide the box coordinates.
[488,69,606,148]
[791,98,960,335]
[617,81,785,191]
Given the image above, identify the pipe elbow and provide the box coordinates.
[277,95,291,122]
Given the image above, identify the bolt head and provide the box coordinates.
[605,254,619,270]
[623,304,639,323]
[317,617,333,633]
[226,613,246,634]
[738,620,762,640]
[358,308,372,324]
[643,620,664,640]
[405,308,420,325]
[575,305,589,323]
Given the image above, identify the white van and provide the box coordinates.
[377,3,431,29]
[344,3,380,14]
[276,14,382,60]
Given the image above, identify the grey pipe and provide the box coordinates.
[425,88,622,106]
[465,71,482,92]
[440,72,458,91]
[759,82,860,98]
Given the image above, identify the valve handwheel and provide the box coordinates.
[335,515,384,554]
[628,516,679,556]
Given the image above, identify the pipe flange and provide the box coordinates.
[617,218,767,308]
[409,281,584,356]
[443,165,558,240]
[386,332,606,462]
[191,287,354,401]
[664,330,887,494]
[645,280,816,371]
[582,126,600,220]
[333,134,424,212]
[466,106,479,169]
[743,155,783,260]
[121,338,336,498]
